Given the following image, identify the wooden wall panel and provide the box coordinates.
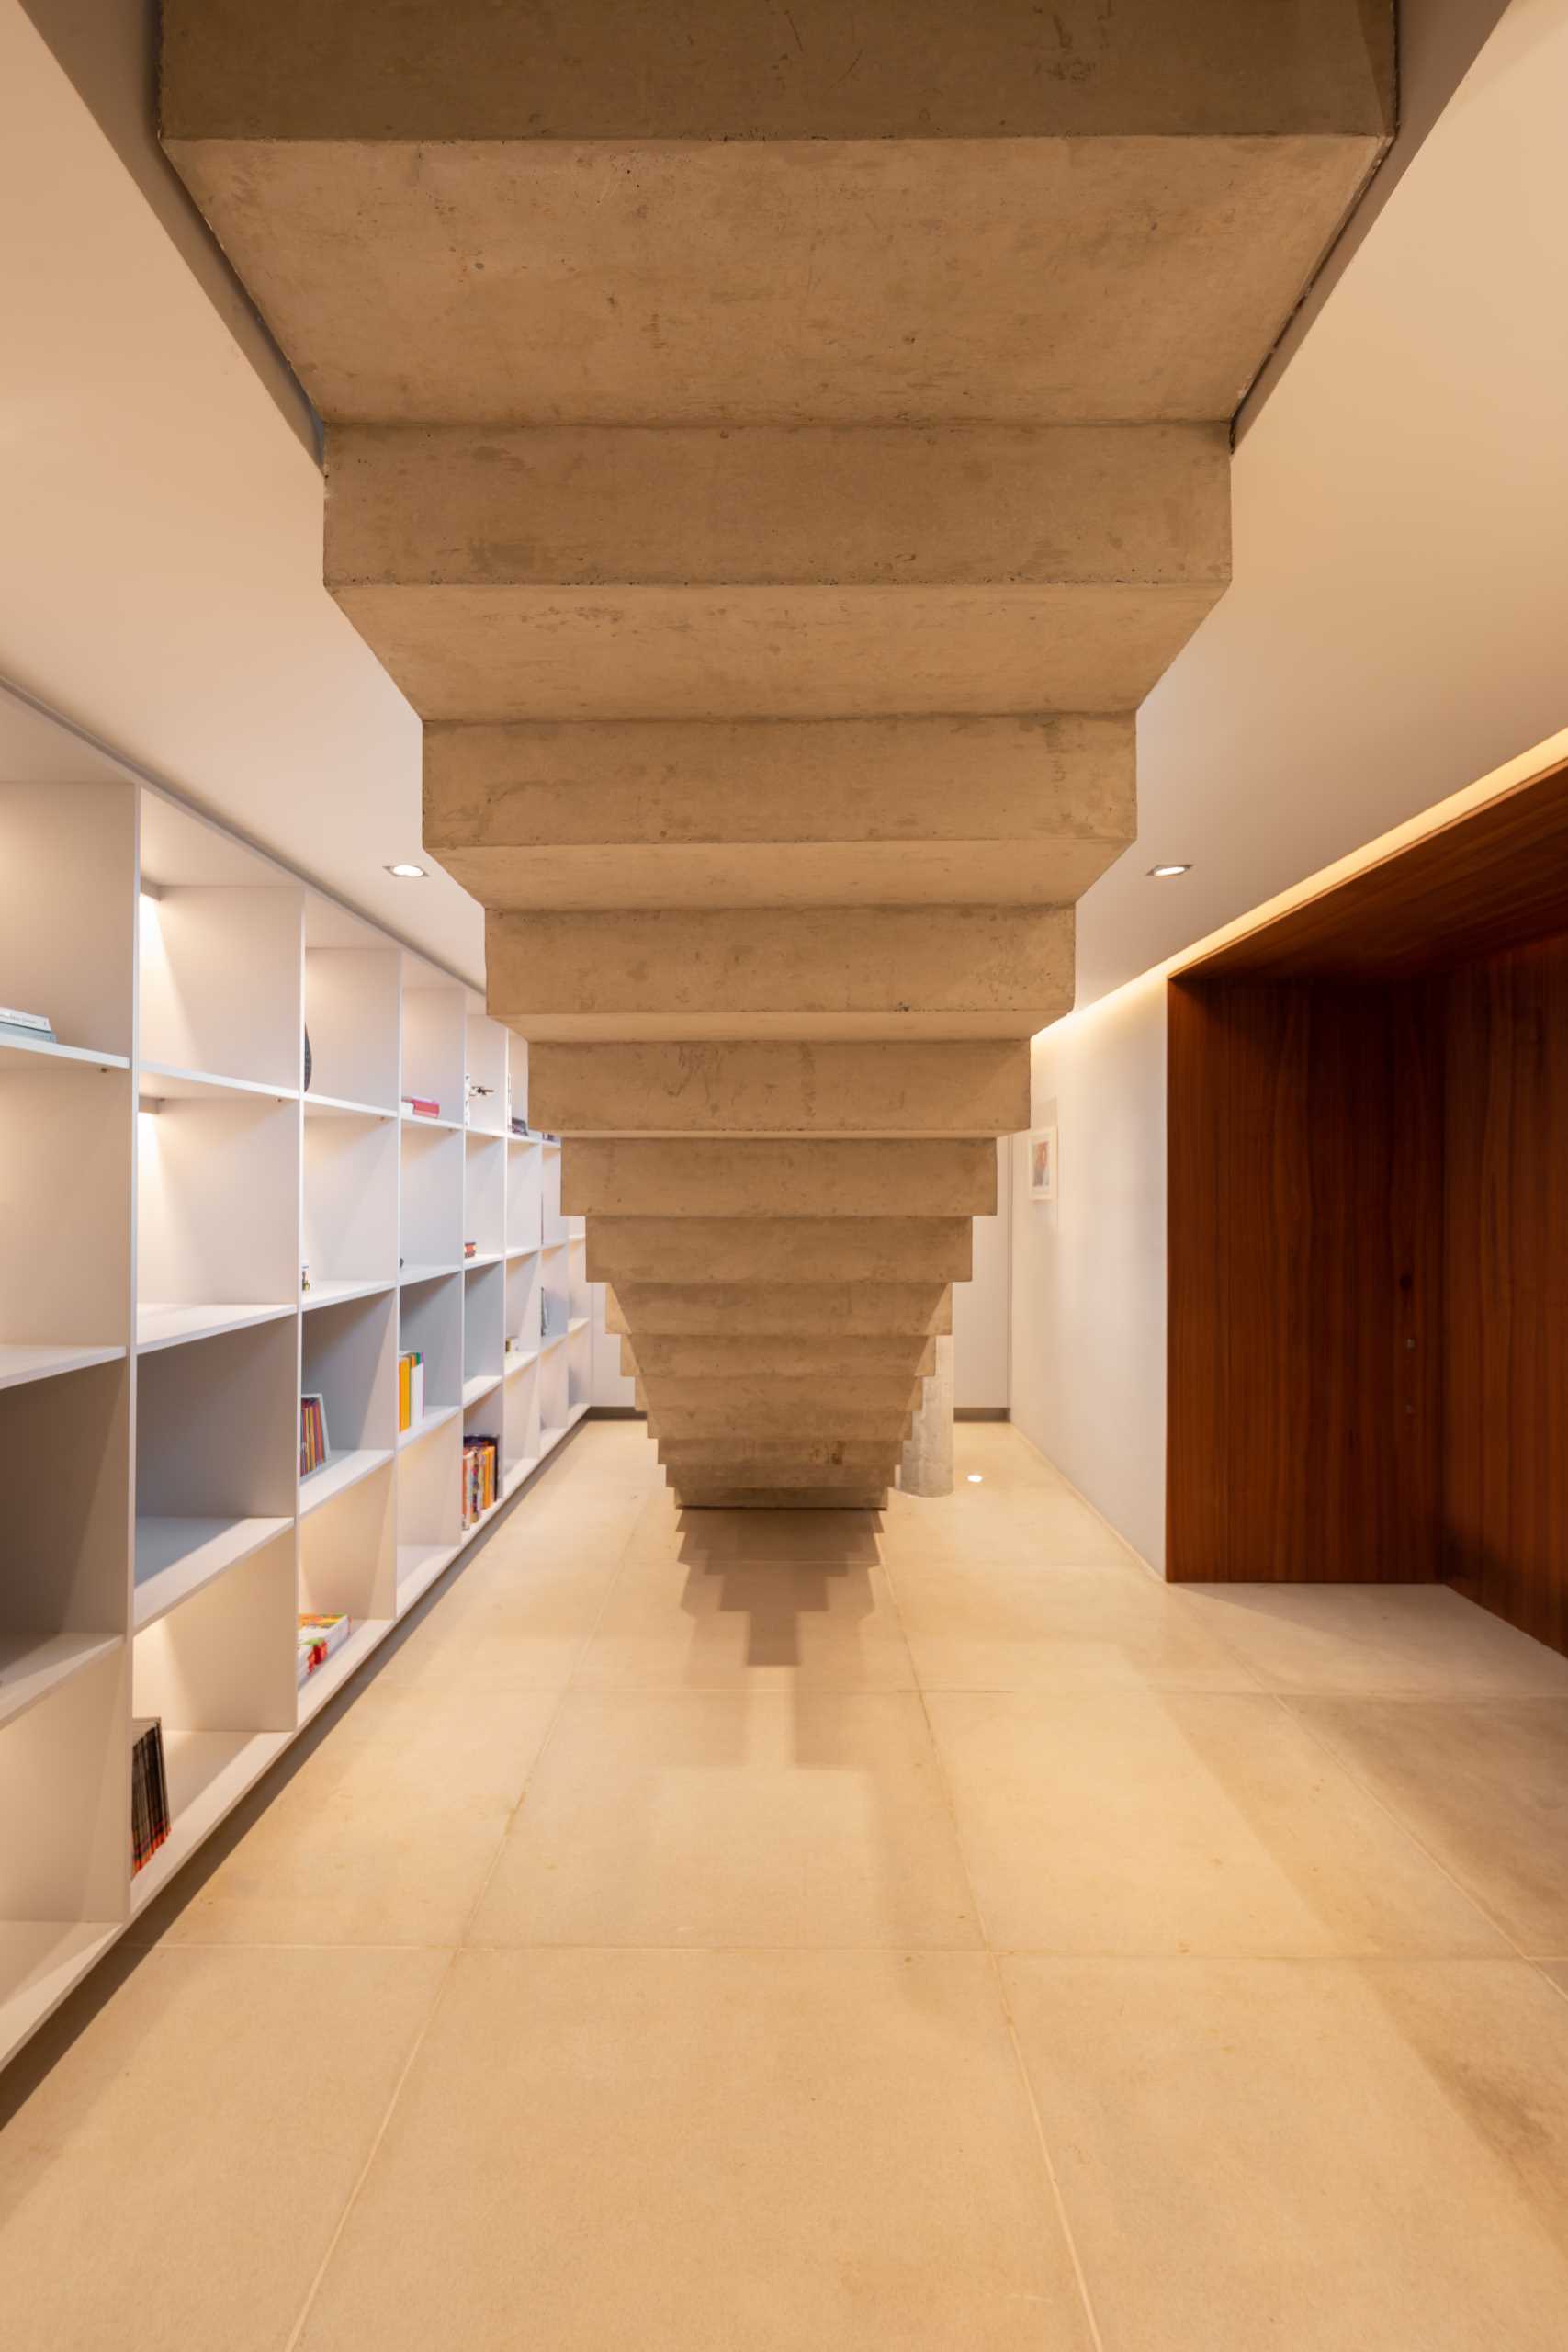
[1441,934,1568,1653]
[1167,976,1442,1582]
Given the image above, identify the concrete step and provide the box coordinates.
[425,716,1133,910]
[657,1439,902,1483]
[164,2,1390,427]
[649,1393,914,1439]
[324,423,1226,724]
[605,1283,950,1337]
[637,1369,919,1408]
[584,1217,973,1287]
[673,1488,890,1510]
[528,1041,1030,1135]
[625,1336,936,1380]
[564,1140,996,1220]
[490,906,1070,1043]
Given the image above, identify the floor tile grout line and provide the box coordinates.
[890,1524,1110,2352]
[134,1936,1568,1961]
[452,1476,658,1939]
[987,1953,1111,2352]
[915,1678,1109,2352]
[278,1453,663,2351]
[279,1947,461,2352]
[1269,1690,1548,1971]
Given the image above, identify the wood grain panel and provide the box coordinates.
[1188,755,1568,982]
[1167,976,1442,1582]
[1442,933,1568,1654]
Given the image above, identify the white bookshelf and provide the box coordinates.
[0,764,600,2074]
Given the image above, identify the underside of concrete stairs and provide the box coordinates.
[161,0,1393,1505]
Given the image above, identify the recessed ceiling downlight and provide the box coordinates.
[1148,862,1193,878]
[385,861,428,879]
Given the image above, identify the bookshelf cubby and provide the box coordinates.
[0,756,604,2075]
[0,1359,128,1728]
[463,1261,504,1398]
[136,1079,298,1348]
[505,1250,542,1362]
[465,1130,505,1260]
[502,1351,542,1487]
[2,1057,133,1366]
[304,1105,399,1304]
[401,982,465,1122]
[400,1119,463,1279]
[304,898,401,1113]
[465,1012,507,1135]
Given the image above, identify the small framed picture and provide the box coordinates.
[1028,1126,1058,1204]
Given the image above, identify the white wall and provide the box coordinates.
[1010,975,1167,1570]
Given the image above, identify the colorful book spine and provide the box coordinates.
[400,1095,440,1119]
[398,1350,424,1433]
[299,1394,328,1476]
[461,1435,499,1526]
[297,1612,353,1688]
[130,1717,171,1871]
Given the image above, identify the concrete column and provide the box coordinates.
[899,1332,953,1498]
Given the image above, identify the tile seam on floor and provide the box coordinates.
[455,1487,649,1928]
[277,1470,653,2349]
[895,1557,1110,2352]
[1271,1690,1545,1969]
[277,1947,461,2352]
[920,1700,1110,2352]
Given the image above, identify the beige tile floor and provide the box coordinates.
[5,1419,1568,2349]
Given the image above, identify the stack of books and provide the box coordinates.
[0,1004,56,1048]
[297,1612,351,1688]
[400,1094,440,1120]
[398,1350,424,1432]
[299,1392,329,1476]
[130,1717,171,1872]
[461,1434,498,1526]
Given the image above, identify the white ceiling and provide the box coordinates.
[3,1,1565,1007]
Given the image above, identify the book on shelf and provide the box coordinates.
[509,1114,531,1138]
[400,1094,440,1119]
[461,1433,499,1527]
[0,1004,56,1045]
[464,1238,478,1260]
[299,1391,330,1476]
[130,1717,171,1871]
[298,1611,352,1688]
[398,1349,424,1432]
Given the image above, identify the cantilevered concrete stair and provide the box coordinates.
[162,1,1393,1507]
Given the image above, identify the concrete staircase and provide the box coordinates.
[162,2,1393,1507]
